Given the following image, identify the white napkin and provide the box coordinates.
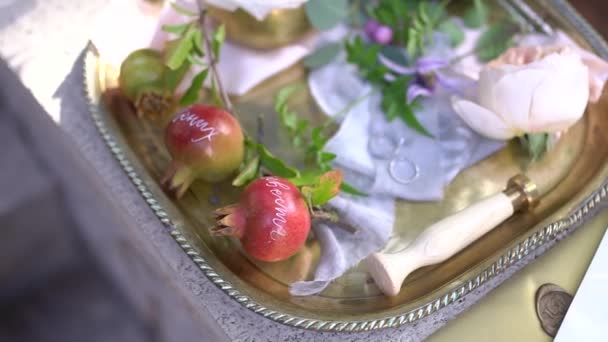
[91,0,316,95]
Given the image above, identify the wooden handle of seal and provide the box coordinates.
[367,175,538,296]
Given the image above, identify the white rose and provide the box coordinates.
[206,0,309,21]
[451,46,590,140]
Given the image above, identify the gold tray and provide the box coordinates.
[84,0,608,332]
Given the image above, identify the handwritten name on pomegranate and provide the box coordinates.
[265,178,290,241]
[173,110,219,143]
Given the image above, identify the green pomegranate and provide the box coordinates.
[118,49,173,119]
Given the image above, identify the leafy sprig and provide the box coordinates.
[345,37,431,136]
[232,139,344,206]
[161,3,227,108]
[158,3,358,215]
[369,0,446,58]
[305,0,523,139]
[232,82,367,203]
[274,85,366,196]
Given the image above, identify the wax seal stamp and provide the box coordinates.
[535,283,573,337]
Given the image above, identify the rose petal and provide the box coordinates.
[451,97,514,140]
[528,53,589,132]
[484,66,546,132]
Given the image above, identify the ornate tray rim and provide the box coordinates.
[83,0,608,332]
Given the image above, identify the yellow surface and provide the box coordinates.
[429,210,608,341]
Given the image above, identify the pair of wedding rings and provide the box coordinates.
[368,135,420,184]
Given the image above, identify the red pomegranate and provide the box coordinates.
[213,176,311,262]
[162,104,244,198]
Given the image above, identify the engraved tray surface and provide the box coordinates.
[84,0,608,332]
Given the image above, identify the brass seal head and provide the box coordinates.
[503,174,540,211]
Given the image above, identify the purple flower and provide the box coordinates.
[379,54,472,103]
[364,20,380,38]
[364,19,393,45]
[374,26,393,45]
[406,83,433,103]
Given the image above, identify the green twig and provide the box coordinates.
[196,1,233,113]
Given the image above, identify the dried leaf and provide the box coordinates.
[309,170,343,206]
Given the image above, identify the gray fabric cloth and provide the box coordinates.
[290,195,394,296]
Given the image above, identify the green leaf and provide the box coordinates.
[398,105,432,137]
[165,28,196,70]
[423,1,445,24]
[165,60,191,92]
[406,28,418,57]
[302,170,343,206]
[340,182,368,196]
[162,23,191,35]
[288,170,323,187]
[304,42,341,69]
[281,110,298,130]
[374,7,396,27]
[305,0,348,30]
[232,156,260,187]
[170,2,198,16]
[320,151,336,162]
[475,20,519,61]
[522,133,549,161]
[380,45,409,66]
[345,37,386,85]
[377,75,432,137]
[300,186,314,210]
[212,24,226,58]
[192,29,205,56]
[371,0,409,31]
[418,1,429,24]
[438,19,465,47]
[275,85,311,148]
[275,84,302,113]
[310,127,329,150]
[295,120,309,135]
[463,0,488,28]
[186,54,206,66]
[179,68,208,106]
[257,144,300,178]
